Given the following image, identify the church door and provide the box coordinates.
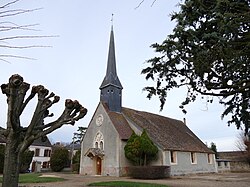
[96,157,102,175]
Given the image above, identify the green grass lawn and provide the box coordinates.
[88,181,169,187]
[0,173,65,183]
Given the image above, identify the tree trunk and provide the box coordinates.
[2,132,21,187]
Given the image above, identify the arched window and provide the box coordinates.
[94,131,104,150]
[95,142,98,148]
[100,141,104,150]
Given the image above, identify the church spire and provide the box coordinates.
[100,26,123,112]
[100,26,122,89]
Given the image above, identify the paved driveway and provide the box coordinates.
[14,172,250,187]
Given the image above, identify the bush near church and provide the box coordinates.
[124,130,170,179]
[50,147,70,172]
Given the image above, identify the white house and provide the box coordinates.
[29,137,52,172]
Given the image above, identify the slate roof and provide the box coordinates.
[0,134,52,147]
[32,136,52,147]
[100,26,122,89]
[102,102,212,153]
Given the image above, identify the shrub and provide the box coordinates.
[50,147,70,172]
[124,130,158,166]
[72,150,81,173]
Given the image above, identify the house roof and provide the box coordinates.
[218,151,248,161]
[0,134,52,147]
[32,136,52,147]
[102,102,212,153]
[65,143,81,151]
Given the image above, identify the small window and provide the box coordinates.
[44,149,51,157]
[95,142,98,148]
[218,161,221,167]
[225,161,229,167]
[42,162,48,168]
[35,148,40,157]
[100,141,104,150]
[170,151,177,164]
[207,154,213,164]
[190,152,197,164]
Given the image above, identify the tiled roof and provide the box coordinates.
[218,151,248,161]
[121,107,213,153]
[102,103,133,140]
[102,102,212,153]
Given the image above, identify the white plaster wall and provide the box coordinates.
[164,151,217,175]
[80,103,120,176]
[29,145,51,170]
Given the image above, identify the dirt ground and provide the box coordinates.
[8,172,250,187]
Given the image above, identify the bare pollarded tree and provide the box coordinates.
[0,74,87,187]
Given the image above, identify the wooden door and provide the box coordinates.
[96,157,102,175]
[31,162,36,172]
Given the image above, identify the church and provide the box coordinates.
[79,27,217,176]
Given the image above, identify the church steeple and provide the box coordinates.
[100,26,123,112]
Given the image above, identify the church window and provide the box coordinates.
[100,141,103,150]
[190,152,197,164]
[170,151,177,164]
[207,154,213,164]
[94,131,104,150]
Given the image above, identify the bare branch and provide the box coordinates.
[0,44,52,49]
[0,23,41,32]
[0,0,20,9]
[0,58,11,63]
[0,55,36,60]
[40,100,87,135]
[135,0,145,9]
[135,0,157,9]
[151,0,157,7]
[0,35,58,41]
[0,8,42,18]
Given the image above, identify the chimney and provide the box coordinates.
[183,118,186,125]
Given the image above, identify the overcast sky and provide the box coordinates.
[0,0,243,151]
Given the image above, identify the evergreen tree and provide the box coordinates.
[124,130,158,166]
[209,142,218,158]
[142,0,250,135]
[50,147,70,172]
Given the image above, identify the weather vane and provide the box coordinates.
[111,13,114,25]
